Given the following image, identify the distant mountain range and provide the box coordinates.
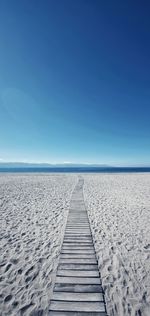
[0,162,110,168]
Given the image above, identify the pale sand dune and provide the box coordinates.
[0,174,76,316]
[83,173,150,316]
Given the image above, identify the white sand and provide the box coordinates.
[83,173,150,316]
[1,173,150,316]
[0,174,76,316]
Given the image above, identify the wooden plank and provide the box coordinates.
[62,243,93,247]
[62,244,93,247]
[65,230,90,233]
[49,311,107,316]
[59,258,97,264]
[61,250,95,254]
[66,227,90,229]
[57,270,99,277]
[67,220,86,222]
[62,249,94,252]
[61,249,95,258]
[66,227,90,228]
[62,247,94,250]
[64,235,91,238]
[67,219,88,221]
[68,210,87,212]
[54,284,103,293]
[67,219,90,227]
[52,292,104,302]
[65,231,90,233]
[63,243,93,246]
[66,223,89,225]
[50,301,105,312]
[62,244,94,248]
[67,214,87,216]
[65,230,90,232]
[63,241,93,244]
[66,222,89,224]
[62,245,94,249]
[63,243,93,247]
[64,237,92,240]
[64,238,92,241]
[68,218,88,220]
[64,234,91,236]
[65,228,90,231]
[65,232,91,234]
[67,215,87,216]
[65,228,90,230]
[55,277,100,285]
[66,224,89,226]
[58,264,98,271]
[60,254,96,259]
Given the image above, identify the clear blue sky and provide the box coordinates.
[0,0,150,165]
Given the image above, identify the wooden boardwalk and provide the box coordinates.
[49,178,107,315]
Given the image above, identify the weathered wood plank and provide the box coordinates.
[62,244,93,248]
[62,247,94,251]
[59,258,97,264]
[49,311,107,316]
[55,276,100,285]
[64,235,91,238]
[54,284,103,293]
[66,225,89,227]
[67,216,88,218]
[63,243,93,247]
[62,244,94,247]
[64,234,91,237]
[63,242,93,245]
[52,292,104,301]
[66,224,89,226]
[57,270,99,277]
[65,228,90,230]
[66,228,90,230]
[58,264,98,270]
[64,238,92,241]
[61,250,95,254]
[60,254,96,259]
[64,239,92,242]
[50,301,105,312]
[65,230,90,233]
[66,223,89,225]
[65,231,91,234]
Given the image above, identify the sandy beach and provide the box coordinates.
[84,173,150,316]
[0,173,150,316]
[0,174,76,315]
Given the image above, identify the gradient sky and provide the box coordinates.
[0,0,150,165]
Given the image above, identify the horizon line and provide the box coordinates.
[0,161,150,168]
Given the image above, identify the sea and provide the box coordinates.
[0,167,150,173]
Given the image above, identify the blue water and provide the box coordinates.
[0,167,150,173]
